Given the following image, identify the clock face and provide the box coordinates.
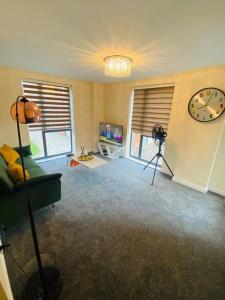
[188,88,225,122]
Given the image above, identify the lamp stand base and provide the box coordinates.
[22,267,63,300]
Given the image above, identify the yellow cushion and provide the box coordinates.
[7,162,29,184]
[0,144,19,164]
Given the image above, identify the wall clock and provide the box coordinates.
[188,87,225,122]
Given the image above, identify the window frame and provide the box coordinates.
[30,128,73,160]
[129,132,163,166]
[22,80,73,160]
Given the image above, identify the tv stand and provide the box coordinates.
[97,141,122,159]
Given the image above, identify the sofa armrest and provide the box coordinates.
[14,173,62,190]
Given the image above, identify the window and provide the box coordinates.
[130,86,174,165]
[22,81,73,159]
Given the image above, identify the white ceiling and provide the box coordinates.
[0,0,225,83]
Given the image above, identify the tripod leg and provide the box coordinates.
[152,155,159,185]
[161,154,174,177]
[143,153,158,170]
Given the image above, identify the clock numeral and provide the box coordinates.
[220,104,223,109]
[210,114,213,119]
[215,92,217,97]
[220,98,223,102]
[194,98,198,102]
[197,114,199,118]
[207,91,211,95]
[216,110,219,114]
[200,93,203,98]
[191,104,194,108]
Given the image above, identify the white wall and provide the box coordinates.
[105,65,225,193]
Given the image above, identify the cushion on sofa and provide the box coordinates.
[8,162,30,183]
[0,151,62,225]
[0,164,14,194]
[0,155,7,170]
[0,144,19,164]
[16,156,39,169]
[14,145,32,157]
[28,167,46,179]
[16,155,46,179]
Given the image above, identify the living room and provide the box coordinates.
[0,1,225,299]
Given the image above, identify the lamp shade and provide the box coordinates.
[11,98,41,124]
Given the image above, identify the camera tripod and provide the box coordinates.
[143,137,174,185]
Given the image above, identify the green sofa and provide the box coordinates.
[0,145,62,226]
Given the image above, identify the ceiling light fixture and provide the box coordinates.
[104,55,132,78]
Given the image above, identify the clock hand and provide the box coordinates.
[197,104,207,109]
[206,93,214,106]
[197,93,214,109]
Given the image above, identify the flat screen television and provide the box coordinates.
[99,122,123,145]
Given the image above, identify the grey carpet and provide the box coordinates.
[3,157,225,300]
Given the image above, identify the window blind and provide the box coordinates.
[22,81,71,131]
[131,86,174,136]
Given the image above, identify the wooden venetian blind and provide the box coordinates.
[22,81,71,131]
[131,86,174,136]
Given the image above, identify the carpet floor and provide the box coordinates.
[3,157,225,300]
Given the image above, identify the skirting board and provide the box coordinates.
[209,186,225,197]
[160,168,173,177]
[172,176,208,193]
[129,159,223,196]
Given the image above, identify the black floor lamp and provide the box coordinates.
[10,96,63,300]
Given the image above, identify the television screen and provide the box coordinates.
[99,123,123,145]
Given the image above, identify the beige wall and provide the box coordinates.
[0,241,13,299]
[105,65,225,193]
[0,66,104,153]
[209,123,225,195]
[0,65,224,194]
[91,83,106,152]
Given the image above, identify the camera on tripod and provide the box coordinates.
[143,123,174,185]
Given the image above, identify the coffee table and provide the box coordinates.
[69,155,108,185]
